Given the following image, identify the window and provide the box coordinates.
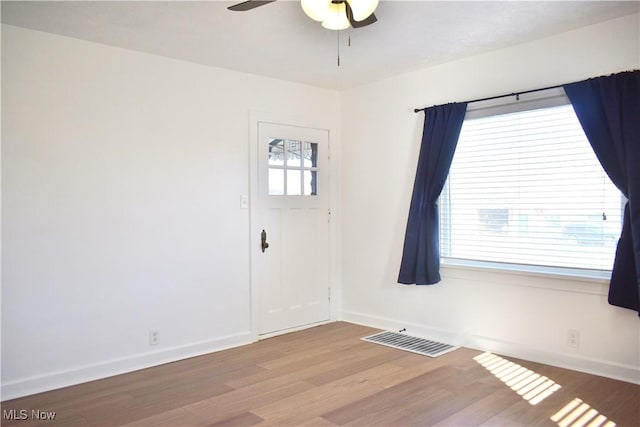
[268,138,318,196]
[439,95,623,273]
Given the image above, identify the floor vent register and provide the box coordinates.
[362,331,458,357]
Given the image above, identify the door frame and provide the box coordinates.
[248,111,339,342]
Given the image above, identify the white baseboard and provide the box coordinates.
[257,319,334,340]
[341,310,640,385]
[1,332,252,401]
[342,310,464,347]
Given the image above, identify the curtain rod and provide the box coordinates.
[413,83,564,113]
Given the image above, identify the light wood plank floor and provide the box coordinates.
[2,322,638,426]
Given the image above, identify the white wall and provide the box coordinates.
[1,24,340,399]
[340,14,640,383]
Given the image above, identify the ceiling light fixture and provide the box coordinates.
[301,0,379,30]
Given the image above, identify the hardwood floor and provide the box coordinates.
[2,322,638,426]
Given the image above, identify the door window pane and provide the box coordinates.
[287,140,302,167]
[269,139,284,166]
[287,170,302,195]
[304,142,318,167]
[303,170,318,196]
[268,168,284,195]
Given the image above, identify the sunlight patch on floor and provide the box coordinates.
[473,352,618,427]
[473,352,561,405]
[550,398,616,427]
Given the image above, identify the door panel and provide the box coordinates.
[256,122,330,336]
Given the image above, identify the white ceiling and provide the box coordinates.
[2,1,639,90]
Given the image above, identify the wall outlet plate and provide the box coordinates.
[567,329,580,349]
[149,329,160,346]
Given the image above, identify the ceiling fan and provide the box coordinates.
[228,0,379,30]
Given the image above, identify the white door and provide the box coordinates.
[254,121,330,336]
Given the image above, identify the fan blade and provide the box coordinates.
[345,2,377,28]
[228,0,276,12]
[351,12,377,28]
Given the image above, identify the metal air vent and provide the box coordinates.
[362,331,457,357]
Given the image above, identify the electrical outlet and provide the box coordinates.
[149,329,160,346]
[567,329,580,349]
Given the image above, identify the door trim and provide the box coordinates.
[248,111,337,342]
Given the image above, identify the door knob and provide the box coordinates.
[261,229,269,253]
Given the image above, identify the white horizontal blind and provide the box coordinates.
[440,103,622,272]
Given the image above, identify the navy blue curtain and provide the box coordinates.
[564,70,640,314]
[398,103,468,285]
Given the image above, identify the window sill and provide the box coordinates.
[440,258,610,296]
